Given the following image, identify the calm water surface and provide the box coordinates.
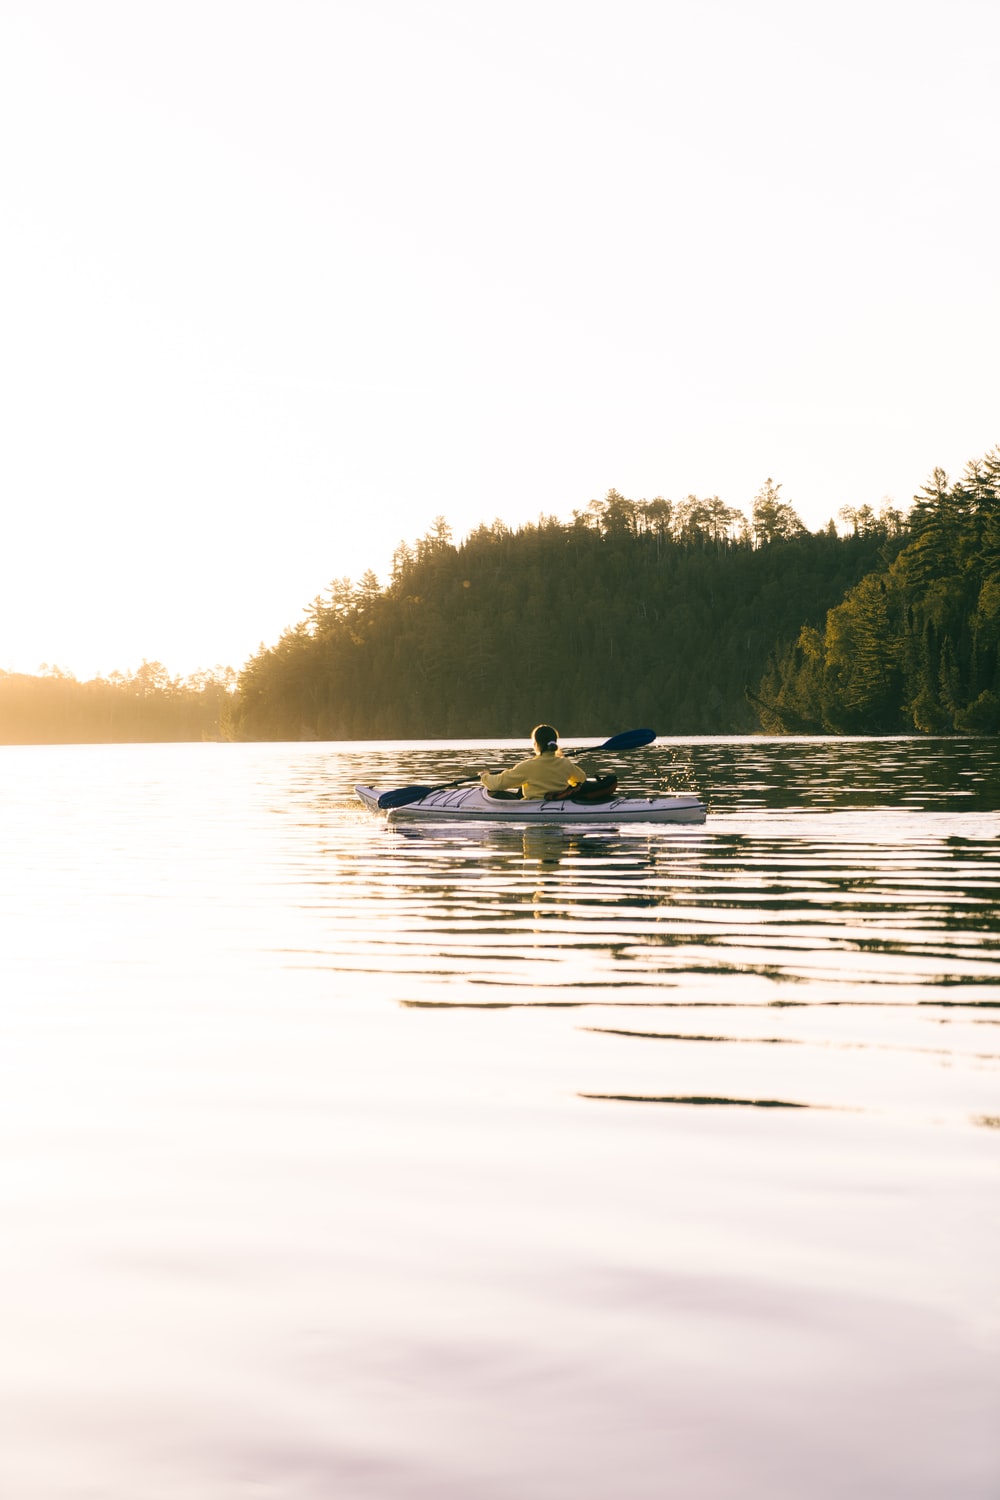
[1,736,998,1499]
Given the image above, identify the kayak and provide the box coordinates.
[355,783,707,824]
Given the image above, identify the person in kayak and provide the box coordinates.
[479,725,587,801]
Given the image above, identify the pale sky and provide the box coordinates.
[2,0,998,680]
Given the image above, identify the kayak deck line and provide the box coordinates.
[355,783,707,825]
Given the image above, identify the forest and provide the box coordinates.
[232,480,909,740]
[756,448,1000,734]
[5,449,998,745]
[0,663,237,745]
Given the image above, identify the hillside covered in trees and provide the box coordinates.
[0,663,237,745]
[756,449,1000,735]
[7,451,997,745]
[233,481,907,740]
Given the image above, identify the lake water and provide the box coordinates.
[1,736,998,1499]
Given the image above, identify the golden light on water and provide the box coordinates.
[2,739,998,1495]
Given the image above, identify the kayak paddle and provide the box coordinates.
[375,728,657,810]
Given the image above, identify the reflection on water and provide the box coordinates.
[1,736,999,1499]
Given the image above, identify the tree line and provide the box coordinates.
[6,452,996,744]
[232,480,907,740]
[0,662,237,744]
[755,448,1000,734]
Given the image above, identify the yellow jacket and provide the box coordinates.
[481,751,586,801]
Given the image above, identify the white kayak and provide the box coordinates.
[355,783,707,824]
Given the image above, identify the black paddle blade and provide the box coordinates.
[377,784,435,809]
[594,727,656,752]
[376,775,477,809]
